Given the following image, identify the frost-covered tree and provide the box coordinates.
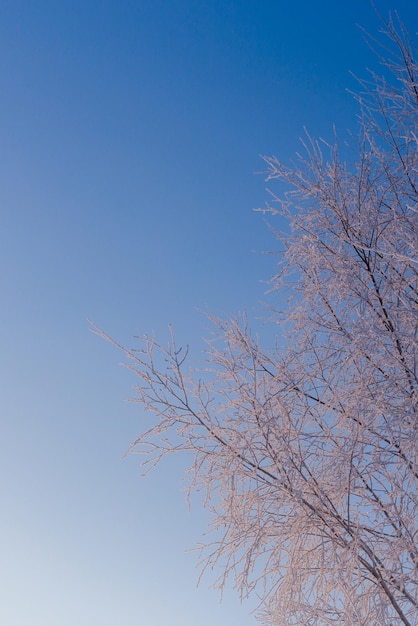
[95,15,418,626]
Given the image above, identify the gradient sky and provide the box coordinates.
[2,2,418,625]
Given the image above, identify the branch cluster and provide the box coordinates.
[96,15,418,626]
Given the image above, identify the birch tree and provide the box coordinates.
[95,15,418,626]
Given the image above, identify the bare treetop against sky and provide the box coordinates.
[1,2,418,626]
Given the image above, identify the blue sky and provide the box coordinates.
[2,2,418,625]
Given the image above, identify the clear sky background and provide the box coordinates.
[1,2,418,625]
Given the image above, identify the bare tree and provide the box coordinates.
[94,14,418,626]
